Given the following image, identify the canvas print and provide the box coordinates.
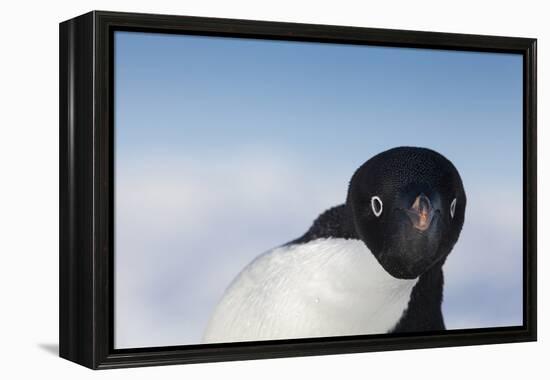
[114,31,523,348]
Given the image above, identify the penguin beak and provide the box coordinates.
[405,193,434,232]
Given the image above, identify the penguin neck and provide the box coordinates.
[391,260,446,332]
[288,204,358,245]
[340,202,360,238]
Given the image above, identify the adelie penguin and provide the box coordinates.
[203,147,466,343]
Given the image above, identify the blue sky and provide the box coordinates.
[114,31,523,348]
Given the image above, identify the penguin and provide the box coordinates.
[203,147,466,343]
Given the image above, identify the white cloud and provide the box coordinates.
[443,186,523,329]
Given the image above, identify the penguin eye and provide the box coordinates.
[371,196,383,217]
[450,198,457,219]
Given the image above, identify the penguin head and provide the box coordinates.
[347,147,466,279]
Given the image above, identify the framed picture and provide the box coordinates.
[59,11,537,369]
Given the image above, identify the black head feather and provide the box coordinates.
[347,146,466,279]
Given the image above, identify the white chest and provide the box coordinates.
[203,238,418,343]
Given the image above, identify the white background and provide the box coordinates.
[0,0,546,378]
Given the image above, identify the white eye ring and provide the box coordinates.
[450,198,457,219]
[371,196,383,217]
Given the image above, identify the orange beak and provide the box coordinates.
[406,193,434,232]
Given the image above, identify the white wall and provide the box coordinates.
[0,0,546,378]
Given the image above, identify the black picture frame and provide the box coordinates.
[59,10,537,370]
